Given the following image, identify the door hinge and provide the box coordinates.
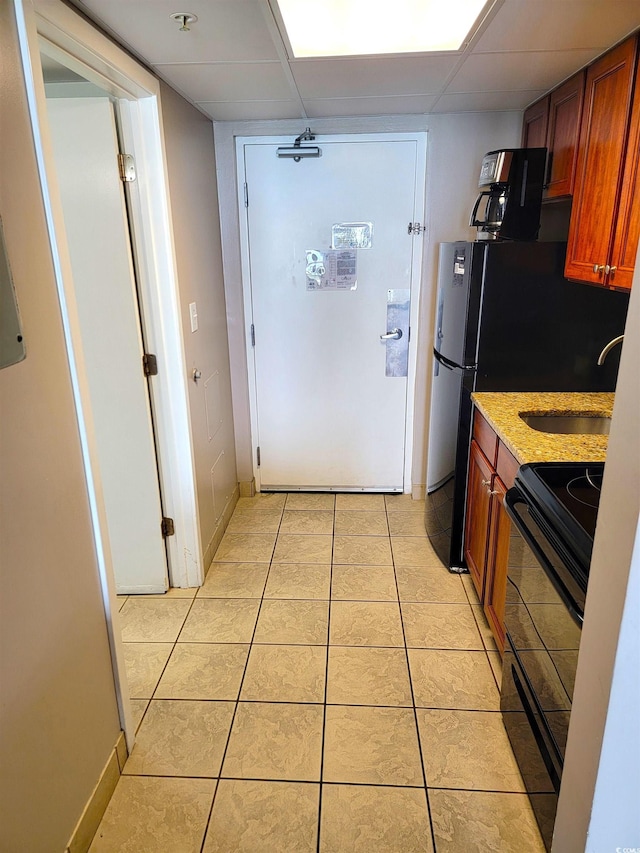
[118,153,136,182]
[257,446,261,467]
[407,222,423,235]
[250,324,255,347]
[244,182,249,208]
[161,516,175,538]
[143,353,158,376]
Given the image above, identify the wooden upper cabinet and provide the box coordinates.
[609,55,640,291]
[565,36,638,288]
[522,96,549,149]
[545,71,585,198]
[521,74,584,200]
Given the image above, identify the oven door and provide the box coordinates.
[501,489,583,851]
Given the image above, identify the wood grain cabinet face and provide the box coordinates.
[565,36,639,290]
[483,477,509,652]
[522,96,549,150]
[521,74,584,201]
[464,414,518,654]
[545,71,585,198]
[464,440,493,601]
[608,56,640,291]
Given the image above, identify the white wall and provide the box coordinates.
[214,111,522,494]
[0,2,121,849]
[160,82,238,571]
[553,255,640,852]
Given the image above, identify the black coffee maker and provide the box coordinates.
[470,148,546,241]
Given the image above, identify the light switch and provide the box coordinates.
[189,302,198,332]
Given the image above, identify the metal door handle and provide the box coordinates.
[380,328,402,341]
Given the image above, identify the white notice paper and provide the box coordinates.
[306,249,357,291]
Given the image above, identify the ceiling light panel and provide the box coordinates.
[275,0,490,57]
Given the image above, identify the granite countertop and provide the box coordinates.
[471,391,614,465]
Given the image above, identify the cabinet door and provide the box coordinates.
[522,96,549,149]
[609,57,640,291]
[483,477,510,654]
[565,37,638,285]
[545,71,585,198]
[464,440,493,600]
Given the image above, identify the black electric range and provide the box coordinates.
[515,462,603,608]
[500,461,604,851]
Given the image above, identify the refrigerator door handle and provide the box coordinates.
[434,349,475,372]
[435,300,444,345]
[434,351,455,372]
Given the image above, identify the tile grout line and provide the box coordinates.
[115,496,538,850]
[197,495,286,853]
[315,494,336,853]
[387,497,439,853]
[132,593,201,733]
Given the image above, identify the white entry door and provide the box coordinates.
[47,97,168,593]
[241,134,425,491]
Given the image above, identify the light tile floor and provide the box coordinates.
[90,493,545,853]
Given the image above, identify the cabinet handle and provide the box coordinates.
[609,266,617,275]
[481,478,491,488]
[593,264,606,273]
[489,490,499,497]
[604,264,611,275]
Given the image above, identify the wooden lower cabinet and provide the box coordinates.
[464,440,493,599]
[483,477,509,651]
[464,411,518,653]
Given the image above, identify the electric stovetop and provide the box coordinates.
[515,461,604,584]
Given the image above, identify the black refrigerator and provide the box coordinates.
[425,240,629,571]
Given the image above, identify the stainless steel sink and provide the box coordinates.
[520,414,611,435]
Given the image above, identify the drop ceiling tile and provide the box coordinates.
[431,89,547,113]
[198,100,303,121]
[154,62,293,102]
[474,0,640,53]
[290,55,459,99]
[304,94,439,118]
[77,0,280,63]
[447,49,602,93]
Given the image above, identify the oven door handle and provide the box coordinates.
[504,490,584,628]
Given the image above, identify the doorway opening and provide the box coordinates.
[42,54,169,595]
[16,1,203,746]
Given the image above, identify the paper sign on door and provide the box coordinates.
[306,249,357,291]
[331,222,373,249]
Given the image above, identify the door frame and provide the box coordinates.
[15,0,203,747]
[236,132,427,493]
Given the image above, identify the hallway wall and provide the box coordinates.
[0,2,121,849]
[160,83,238,572]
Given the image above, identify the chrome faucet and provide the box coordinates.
[597,335,624,365]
